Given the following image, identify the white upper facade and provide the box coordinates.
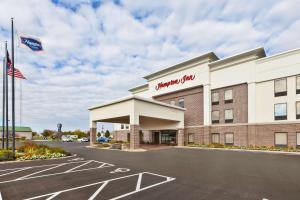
[114,47,300,130]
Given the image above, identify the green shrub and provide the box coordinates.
[0,150,14,161]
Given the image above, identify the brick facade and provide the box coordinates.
[130,125,140,149]
[211,83,248,124]
[90,128,97,145]
[154,86,203,126]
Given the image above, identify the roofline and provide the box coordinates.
[256,47,300,63]
[128,84,148,93]
[88,95,186,111]
[209,47,266,68]
[143,52,219,80]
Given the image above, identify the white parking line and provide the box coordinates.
[0,160,114,184]
[0,167,31,177]
[88,181,109,200]
[0,191,2,200]
[16,163,67,180]
[65,160,92,173]
[24,172,175,200]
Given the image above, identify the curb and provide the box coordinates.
[0,154,77,164]
[175,146,300,155]
[87,145,147,152]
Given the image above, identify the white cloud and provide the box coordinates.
[0,0,299,132]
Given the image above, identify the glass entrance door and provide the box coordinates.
[160,130,177,145]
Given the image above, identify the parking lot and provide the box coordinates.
[1,142,300,200]
[0,155,174,200]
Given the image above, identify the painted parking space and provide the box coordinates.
[0,158,175,200]
[0,160,114,184]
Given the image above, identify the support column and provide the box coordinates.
[203,84,211,126]
[130,125,140,149]
[203,126,211,145]
[90,121,97,146]
[177,129,184,146]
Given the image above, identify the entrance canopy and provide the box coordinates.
[88,95,185,130]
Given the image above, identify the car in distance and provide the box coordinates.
[78,137,89,142]
[96,136,112,143]
[62,135,72,142]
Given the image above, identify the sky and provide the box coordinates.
[0,0,299,133]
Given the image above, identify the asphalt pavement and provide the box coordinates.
[0,141,300,200]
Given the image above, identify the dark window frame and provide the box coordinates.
[224,109,234,123]
[296,101,300,119]
[211,110,220,124]
[224,89,233,103]
[297,132,300,148]
[225,133,234,145]
[274,132,288,147]
[274,103,287,120]
[188,133,194,144]
[211,133,220,144]
[211,92,219,105]
[297,76,300,94]
[274,78,287,97]
[178,98,184,108]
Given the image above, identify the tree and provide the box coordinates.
[97,132,101,137]
[32,131,37,137]
[105,130,110,138]
[42,129,55,138]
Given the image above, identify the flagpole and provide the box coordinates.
[5,42,9,150]
[20,79,22,126]
[11,18,16,157]
[2,57,5,149]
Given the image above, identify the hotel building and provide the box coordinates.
[89,47,300,149]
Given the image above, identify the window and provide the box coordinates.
[224,89,233,103]
[211,110,220,124]
[178,98,184,108]
[275,133,287,146]
[212,92,219,105]
[274,78,287,97]
[211,133,220,144]
[297,133,300,147]
[126,125,129,129]
[170,100,175,106]
[225,109,233,123]
[297,76,300,94]
[225,133,234,145]
[296,102,300,119]
[274,103,287,120]
[121,124,124,129]
[188,133,194,144]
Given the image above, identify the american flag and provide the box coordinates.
[6,50,26,79]
[8,67,26,79]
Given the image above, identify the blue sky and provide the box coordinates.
[0,0,299,133]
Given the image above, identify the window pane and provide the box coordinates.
[297,133,300,146]
[275,133,287,145]
[188,133,194,143]
[170,100,175,105]
[225,133,234,144]
[274,103,287,116]
[275,78,286,93]
[179,98,184,108]
[121,124,124,129]
[297,102,300,115]
[224,90,232,100]
[212,92,219,102]
[212,111,219,120]
[225,109,233,119]
[297,76,300,89]
[212,133,220,143]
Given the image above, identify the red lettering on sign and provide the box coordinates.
[155,74,196,91]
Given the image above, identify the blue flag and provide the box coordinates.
[20,36,43,52]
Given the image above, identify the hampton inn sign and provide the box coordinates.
[155,74,196,90]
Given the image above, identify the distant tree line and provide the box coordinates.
[41,129,91,138]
